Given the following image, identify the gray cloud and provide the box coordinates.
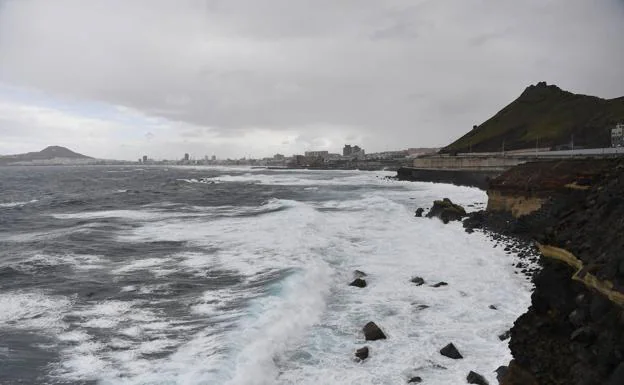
[0,0,623,158]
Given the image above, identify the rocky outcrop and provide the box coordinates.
[476,158,624,385]
[486,159,611,218]
[426,198,467,223]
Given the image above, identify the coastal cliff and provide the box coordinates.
[469,159,624,384]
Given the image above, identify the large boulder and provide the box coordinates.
[426,198,467,224]
[411,276,425,286]
[363,321,387,341]
[439,343,463,359]
[415,208,424,217]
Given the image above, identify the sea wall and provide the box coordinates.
[396,167,501,189]
[412,155,524,170]
[478,158,624,385]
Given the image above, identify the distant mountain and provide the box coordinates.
[442,82,624,153]
[0,146,93,165]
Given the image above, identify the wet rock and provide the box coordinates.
[489,305,498,310]
[407,376,422,383]
[349,278,367,288]
[498,330,511,341]
[589,294,611,321]
[439,343,463,359]
[355,346,369,360]
[570,327,596,344]
[568,309,587,327]
[463,211,486,232]
[415,304,430,310]
[411,276,425,286]
[606,362,624,385]
[467,371,489,385]
[426,198,467,224]
[415,208,424,217]
[363,322,386,341]
[495,366,508,383]
[431,282,448,288]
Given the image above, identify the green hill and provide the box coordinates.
[442,82,624,153]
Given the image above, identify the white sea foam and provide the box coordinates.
[19,253,107,271]
[196,170,395,187]
[0,199,38,208]
[0,291,73,332]
[36,170,531,385]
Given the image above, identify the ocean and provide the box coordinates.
[0,166,532,385]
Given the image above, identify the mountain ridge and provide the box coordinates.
[442,82,624,153]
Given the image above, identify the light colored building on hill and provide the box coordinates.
[612,123,624,147]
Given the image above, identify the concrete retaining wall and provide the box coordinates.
[412,156,524,170]
[397,167,502,189]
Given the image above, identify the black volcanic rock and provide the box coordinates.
[407,376,422,383]
[410,276,425,286]
[426,198,467,224]
[439,343,462,359]
[355,346,369,360]
[606,363,624,385]
[495,366,508,382]
[498,330,511,341]
[467,371,489,385]
[363,322,386,341]
[349,278,367,288]
[415,208,424,217]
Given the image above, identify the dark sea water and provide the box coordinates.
[0,166,530,385]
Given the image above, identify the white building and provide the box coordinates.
[612,123,624,147]
[304,151,329,158]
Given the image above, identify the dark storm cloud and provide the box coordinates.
[0,0,623,158]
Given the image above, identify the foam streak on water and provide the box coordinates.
[0,167,531,385]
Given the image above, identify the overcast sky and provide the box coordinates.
[1,0,623,160]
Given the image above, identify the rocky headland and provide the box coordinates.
[462,158,624,384]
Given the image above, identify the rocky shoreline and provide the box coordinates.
[389,158,624,383]
[348,198,536,384]
[461,158,624,384]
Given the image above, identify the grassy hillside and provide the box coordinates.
[442,82,624,153]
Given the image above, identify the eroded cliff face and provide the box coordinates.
[485,159,611,218]
[482,159,624,385]
[486,191,545,218]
